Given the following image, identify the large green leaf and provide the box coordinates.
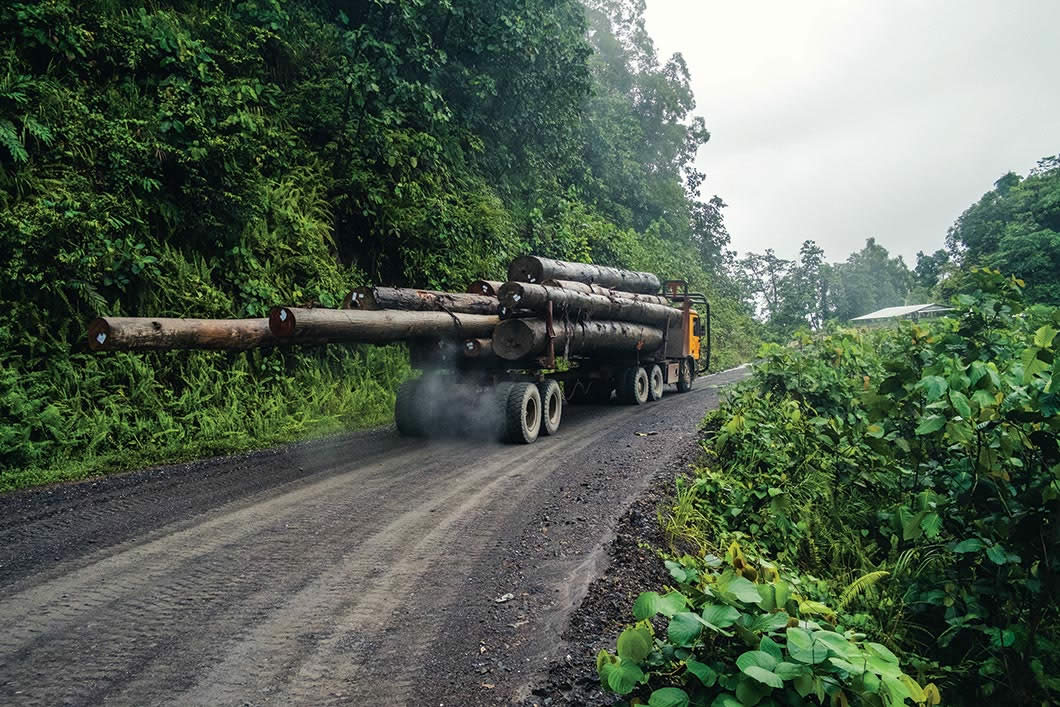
[736,650,778,672]
[915,414,946,435]
[601,657,645,694]
[919,375,948,401]
[720,574,765,604]
[685,658,718,687]
[812,630,858,658]
[986,543,1019,565]
[792,673,814,697]
[786,627,828,664]
[710,695,742,707]
[1023,347,1051,383]
[866,655,903,678]
[648,687,690,707]
[633,591,661,620]
[634,591,688,619]
[668,612,703,646]
[920,511,942,538]
[701,603,741,628]
[949,390,972,419]
[953,538,985,553]
[664,560,689,583]
[746,612,791,633]
[829,656,865,674]
[658,592,690,617]
[866,642,899,663]
[735,674,772,704]
[742,665,783,689]
[1035,325,1058,349]
[759,636,783,661]
[971,389,998,409]
[617,626,652,662]
[775,661,808,680]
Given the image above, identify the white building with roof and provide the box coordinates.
[850,303,953,325]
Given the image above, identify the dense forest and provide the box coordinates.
[0,0,757,486]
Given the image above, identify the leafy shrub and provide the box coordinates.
[617,269,1060,705]
[598,543,940,706]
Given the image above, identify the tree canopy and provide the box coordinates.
[946,156,1060,305]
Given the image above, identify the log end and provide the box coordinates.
[344,287,377,310]
[86,318,112,351]
[492,319,536,360]
[467,280,501,297]
[463,338,495,358]
[496,281,526,309]
[269,307,297,337]
[507,255,545,284]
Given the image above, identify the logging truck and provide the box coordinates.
[88,256,710,444]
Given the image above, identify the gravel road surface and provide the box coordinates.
[0,366,748,706]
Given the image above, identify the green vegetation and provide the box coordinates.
[944,158,1060,306]
[0,0,758,489]
[599,269,1060,705]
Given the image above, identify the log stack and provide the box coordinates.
[491,257,672,362]
[85,256,673,363]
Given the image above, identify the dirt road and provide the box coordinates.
[0,366,748,706]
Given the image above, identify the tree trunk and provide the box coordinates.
[270,307,498,343]
[343,286,499,315]
[542,279,671,306]
[466,280,504,297]
[87,317,297,351]
[498,282,680,328]
[492,318,664,360]
[508,256,661,294]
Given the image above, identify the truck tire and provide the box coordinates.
[395,378,424,436]
[537,380,562,436]
[619,366,649,405]
[648,364,664,401]
[677,358,693,393]
[504,381,542,444]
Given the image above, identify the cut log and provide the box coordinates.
[467,280,504,297]
[270,307,498,343]
[542,279,671,306]
[498,282,680,328]
[492,318,664,360]
[87,317,290,351]
[508,256,660,294]
[462,338,494,358]
[343,286,499,315]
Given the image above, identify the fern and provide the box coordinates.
[838,570,890,611]
[0,118,27,163]
[22,115,53,146]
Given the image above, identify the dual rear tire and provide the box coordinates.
[496,380,563,444]
[618,363,669,404]
[619,366,650,405]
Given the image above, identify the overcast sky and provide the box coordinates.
[643,0,1060,266]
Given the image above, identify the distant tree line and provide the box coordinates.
[735,154,1060,336]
